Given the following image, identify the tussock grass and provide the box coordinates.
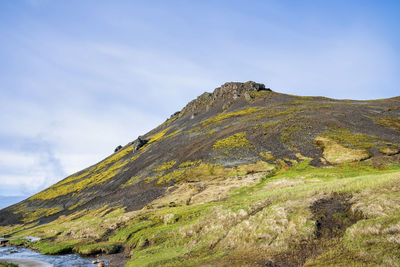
[3,160,400,266]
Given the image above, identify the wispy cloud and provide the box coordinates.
[0,0,399,200]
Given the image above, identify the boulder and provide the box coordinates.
[135,137,148,151]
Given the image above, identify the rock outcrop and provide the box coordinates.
[181,81,270,116]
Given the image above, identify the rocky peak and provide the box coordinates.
[181,81,270,116]
[213,81,269,100]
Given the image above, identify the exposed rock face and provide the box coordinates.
[181,81,270,116]
[212,81,269,100]
[114,145,123,153]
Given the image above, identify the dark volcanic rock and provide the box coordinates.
[1,81,399,226]
[181,81,270,116]
[134,137,148,151]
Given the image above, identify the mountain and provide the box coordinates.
[1,81,400,266]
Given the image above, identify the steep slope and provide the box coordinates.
[1,81,400,266]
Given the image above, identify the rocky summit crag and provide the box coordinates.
[1,82,400,266]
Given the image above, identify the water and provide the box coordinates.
[0,246,104,267]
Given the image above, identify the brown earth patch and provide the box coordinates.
[258,193,363,267]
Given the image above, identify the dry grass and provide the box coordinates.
[315,137,370,164]
[379,147,399,156]
[149,171,269,208]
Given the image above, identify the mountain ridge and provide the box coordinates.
[1,82,400,266]
[1,81,400,225]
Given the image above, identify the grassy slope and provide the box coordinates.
[2,160,400,266]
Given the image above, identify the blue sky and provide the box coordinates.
[0,0,399,205]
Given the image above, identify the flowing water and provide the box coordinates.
[0,246,106,267]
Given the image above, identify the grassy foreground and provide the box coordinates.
[0,262,18,267]
[2,160,400,266]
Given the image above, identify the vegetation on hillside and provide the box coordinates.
[0,83,399,266]
[2,159,400,266]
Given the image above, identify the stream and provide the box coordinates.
[0,246,104,267]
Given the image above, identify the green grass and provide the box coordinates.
[3,160,400,266]
[30,240,78,255]
[0,261,18,267]
[8,238,27,246]
[77,241,122,255]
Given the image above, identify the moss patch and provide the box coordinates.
[157,169,186,184]
[201,107,264,127]
[22,208,61,223]
[178,160,202,168]
[321,126,380,149]
[30,146,135,201]
[374,116,400,132]
[259,151,275,161]
[121,176,140,188]
[213,132,254,155]
[154,161,177,172]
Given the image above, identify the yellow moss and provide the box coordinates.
[281,100,310,106]
[201,107,264,127]
[143,174,162,183]
[374,117,400,132]
[248,90,273,99]
[138,127,174,152]
[153,161,177,172]
[208,129,217,135]
[260,151,275,161]
[121,176,140,188]
[31,146,134,200]
[68,200,84,211]
[187,127,201,133]
[246,105,332,122]
[157,169,186,184]
[149,127,171,143]
[321,126,380,149]
[12,203,28,216]
[54,146,134,188]
[164,129,182,139]
[178,160,202,168]
[213,132,254,154]
[23,208,61,223]
[315,136,370,164]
